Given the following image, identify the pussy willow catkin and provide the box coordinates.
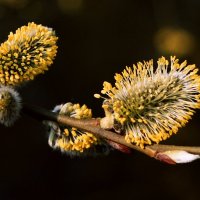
[0,86,21,126]
[46,103,110,156]
[0,22,58,85]
[95,56,200,148]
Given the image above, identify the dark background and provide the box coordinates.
[0,0,200,199]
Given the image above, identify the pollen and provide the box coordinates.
[0,22,58,86]
[96,56,200,148]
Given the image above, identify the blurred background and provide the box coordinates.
[0,0,200,199]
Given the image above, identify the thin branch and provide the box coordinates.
[23,103,200,164]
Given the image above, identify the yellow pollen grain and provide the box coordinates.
[94,94,101,98]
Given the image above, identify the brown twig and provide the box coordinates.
[22,103,200,164]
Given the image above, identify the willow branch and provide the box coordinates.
[23,103,200,164]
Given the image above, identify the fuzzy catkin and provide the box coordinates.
[0,86,21,126]
[0,22,58,86]
[95,56,200,148]
[46,103,110,157]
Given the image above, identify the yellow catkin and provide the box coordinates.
[0,22,58,85]
[47,102,107,155]
[95,56,200,148]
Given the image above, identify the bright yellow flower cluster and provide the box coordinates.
[48,103,102,155]
[56,131,98,153]
[95,56,200,148]
[0,22,58,85]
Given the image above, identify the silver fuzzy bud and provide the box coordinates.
[0,86,21,126]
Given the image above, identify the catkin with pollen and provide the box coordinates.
[0,22,58,86]
[95,56,200,148]
[46,102,110,157]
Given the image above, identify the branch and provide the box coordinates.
[22,103,200,164]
